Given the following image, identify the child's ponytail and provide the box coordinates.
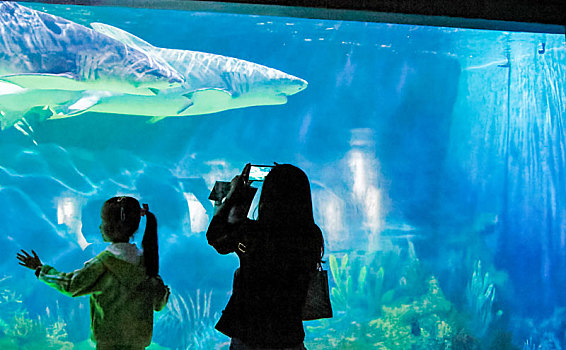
[142,207,159,278]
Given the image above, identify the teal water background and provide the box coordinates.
[0,2,565,349]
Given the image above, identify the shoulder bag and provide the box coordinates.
[302,265,333,320]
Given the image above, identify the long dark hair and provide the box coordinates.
[101,196,159,277]
[257,164,324,265]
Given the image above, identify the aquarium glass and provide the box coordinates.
[0,1,565,349]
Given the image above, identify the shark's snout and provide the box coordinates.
[296,78,308,92]
[283,77,308,96]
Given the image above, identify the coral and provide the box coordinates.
[521,333,563,350]
[522,339,536,350]
[0,276,23,334]
[328,253,394,314]
[452,330,480,350]
[514,308,566,349]
[489,331,516,350]
[0,310,74,349]
[465,260,502,338]
[368,276,455,350]
[327,242,425,317]
[42,298,91,344]
[0,275,74,349]
[306,244,459,350]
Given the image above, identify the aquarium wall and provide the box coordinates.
[0,1,565,349]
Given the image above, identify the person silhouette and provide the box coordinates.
[17,196,170,350]
[207,164,325,349]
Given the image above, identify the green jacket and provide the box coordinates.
[38,249,169,348]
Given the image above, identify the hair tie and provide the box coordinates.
[141,203,149,217]
[116,197,126,222]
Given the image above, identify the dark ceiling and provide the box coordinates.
[16,0,566,32]
[224,0,565,26]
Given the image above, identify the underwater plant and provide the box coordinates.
[153,288,227,350]
[530,333,562,350]
[42,298,91,345]
[465,260,503,338]
[305,250,396,349]
[327,242,427,315]
[0,307,74,349]
[306,242,460,349]
[368,276,455,349]
[515,308,566,350]
[451,329,480,350]
[0,275,76,349]
[522,338,536,350]
[488,331,516,350]
[328,253,394,314]
[0,276,23,329]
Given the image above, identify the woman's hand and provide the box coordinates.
[226,163,251,201]
[226,175,244,200]
[17,249,42,270]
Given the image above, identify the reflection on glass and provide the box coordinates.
[0,1,564,349]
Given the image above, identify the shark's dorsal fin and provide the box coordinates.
[90,23,178,88]
[91,22,155,54]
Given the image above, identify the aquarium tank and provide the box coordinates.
[0,1,564,349]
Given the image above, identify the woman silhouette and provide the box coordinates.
[207,164,324,349]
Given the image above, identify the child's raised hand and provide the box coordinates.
[17,249,42,270]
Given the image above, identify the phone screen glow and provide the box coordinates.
[249,166,273,181]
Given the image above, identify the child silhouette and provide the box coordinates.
[17,196,170,350]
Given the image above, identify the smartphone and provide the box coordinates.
[248,165,274,181]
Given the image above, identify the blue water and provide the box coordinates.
[0,2,565,349]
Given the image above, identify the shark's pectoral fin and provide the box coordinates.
[49,91,114,119]
[1,105,54,130]
[28,105,72,122]
[183,88,233,101]
[177,99,194,115]
[0,81,25,95]
[148,116,168,124]
[0,73,84,90]
[22,105,56,123]
[179,88,233,115]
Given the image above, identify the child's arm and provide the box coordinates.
[18,248,106,297]
[37,258,106,297]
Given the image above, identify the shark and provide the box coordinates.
[55,23,308,122]
[0,3,308,132]
[0,2,183,96]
